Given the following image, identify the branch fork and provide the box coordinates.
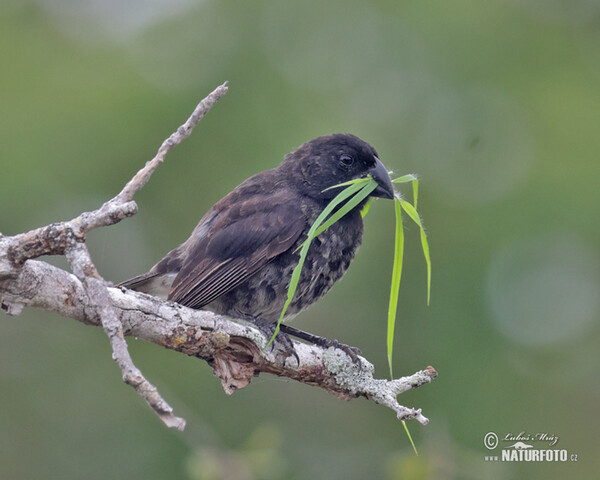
[0,83,436,429]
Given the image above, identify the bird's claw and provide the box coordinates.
[252,319,300,365]
[268,330,301,366]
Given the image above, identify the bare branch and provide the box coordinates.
[0,84,228,429]
[0,259,437,425]
[116,82,229,203]
[65,242,186,430]
[0,83,229,274]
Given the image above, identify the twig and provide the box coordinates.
[0,83,228,430]
[116,82,228,203]
[65,242,186,429]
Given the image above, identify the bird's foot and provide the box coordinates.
[248,317,300,365]
[278,324,362,365]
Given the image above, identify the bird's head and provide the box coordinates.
[280,133,395,203]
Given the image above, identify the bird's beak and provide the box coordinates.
[368,157,395,199]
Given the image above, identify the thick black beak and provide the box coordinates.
[369,157,395,199]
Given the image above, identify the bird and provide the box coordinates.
[118,133,394,361]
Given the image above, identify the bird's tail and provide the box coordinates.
[117,272,158,289]
[116,272,174,300]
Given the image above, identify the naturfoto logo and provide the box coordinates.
[483,431,578,463]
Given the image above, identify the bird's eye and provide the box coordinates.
[339,154,354,167]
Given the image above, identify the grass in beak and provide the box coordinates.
[266,176,375,348]
[267,173,431,455]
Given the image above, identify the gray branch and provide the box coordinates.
[0,82,436,429]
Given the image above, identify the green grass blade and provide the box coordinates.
[412,178,419,210]
[267,180,374,348]
[309,181,367,232]
[420,228,431,305]
[402,420,419,456]
[399,200,431,306]
[310,181,377,238]
[387,197,404,378]
[392,174,417,184]
[360,198,374,218]
[266,170,429,457]
[393,182,424,454]
[266,240,313,348]
[296,180,374,252]
[322,176,371,192]
[398,199,420,226]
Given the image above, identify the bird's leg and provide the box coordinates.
[279,324,362,364]
[243,316,300,365]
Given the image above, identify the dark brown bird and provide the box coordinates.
[119,133,394,359]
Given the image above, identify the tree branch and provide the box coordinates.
[0,83,436,430]
[0,259,437,424]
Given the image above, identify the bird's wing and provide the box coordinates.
[168,197,305,309]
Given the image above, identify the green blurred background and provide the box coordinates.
[1,1,599,479]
